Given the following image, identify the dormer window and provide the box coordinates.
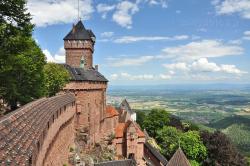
[80,56,85,68]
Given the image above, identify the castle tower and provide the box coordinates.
[63,21,108,145]
[64,21,96,69]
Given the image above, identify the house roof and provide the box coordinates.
[133,122,145,138]
[120,99,135,115]
[64,20,95,40]
[115,121,145,138]
[167,148,191,166]
[106,105,119,118]
[63,64,108,82]
[94,159,136,166]
[144,142,168,166]
[115,123,126,138]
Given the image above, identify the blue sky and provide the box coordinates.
[29,0,250,85]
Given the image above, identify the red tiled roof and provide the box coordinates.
[134,123,145,138]
[115,121,145,138]
[115,123,126,138]
[106,105,119,118]
[0,93,75,165]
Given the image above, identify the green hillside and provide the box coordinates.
[223,124,250,156]
[207,115,250,156]
[208,115,250,129]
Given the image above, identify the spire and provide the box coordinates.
[167,148,191,166]
[63,21,95,40]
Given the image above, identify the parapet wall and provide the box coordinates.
[0,93,76,166]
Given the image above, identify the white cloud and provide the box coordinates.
[220,64,248,74]
[163,58,247,75]
[146,0,168,8]
[243,30,250,40]
[27,0,93,27]
[162,40,244,61]
[97,3,116,19]
[213,0,250,19]
[109,72,171,81]
[159,74,172,80]
[43,47,65,63]
[100,32,114,38]
[191,58,221,72]
[228,39,242,44]
[43,49,55,62]
[112,1,139,29]
[163,62,190,72]
[114,35,189,43]
[108,55,154,67]
[110,74,119,80]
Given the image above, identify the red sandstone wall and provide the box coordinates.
[64,81,107,90]
[43,118,74,166]
[126,125,145,166]
[64,82,107,144]
[75,89,105,144]
[36,104,76,166]
[64,40,93,69]
[102,116,119,138]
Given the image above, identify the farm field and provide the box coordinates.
[107,84,250,156]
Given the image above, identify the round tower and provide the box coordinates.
[64,21,96,69]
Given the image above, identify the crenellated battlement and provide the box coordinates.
[64,40,94,52]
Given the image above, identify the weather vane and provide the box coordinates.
[78,0,80,20]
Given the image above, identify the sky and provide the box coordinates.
[28,0,250,85]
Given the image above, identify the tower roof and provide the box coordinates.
[64,20,95,40]
[167,148,191,166]
[63,64,108,82]
[120,99,135,115]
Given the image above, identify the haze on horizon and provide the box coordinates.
[29,0,250,85]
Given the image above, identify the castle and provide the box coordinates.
[62,20,149,165]
[0,20,190,166]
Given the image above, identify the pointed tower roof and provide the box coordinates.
[64,20,95,40]
[120,99,135,115]
[167,148,191,166]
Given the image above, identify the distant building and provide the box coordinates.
[119,99,137,122]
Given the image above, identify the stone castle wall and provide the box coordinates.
[64,81,107,144]
[43,118,75,166]
[36,101,76,166]
[0,94,76,166]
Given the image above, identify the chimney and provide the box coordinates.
[95,65,98,71]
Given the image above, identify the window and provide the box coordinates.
[128,153,135,160]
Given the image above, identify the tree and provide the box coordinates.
[180,131,207,162]
[135,110,146,128]
[156,126,181,158]
[44,63,70,97]
[143,108,170,137]
[156,126,207,163]
[168,115,184,130]
[0,0,46,110]
[201,131,247,166]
